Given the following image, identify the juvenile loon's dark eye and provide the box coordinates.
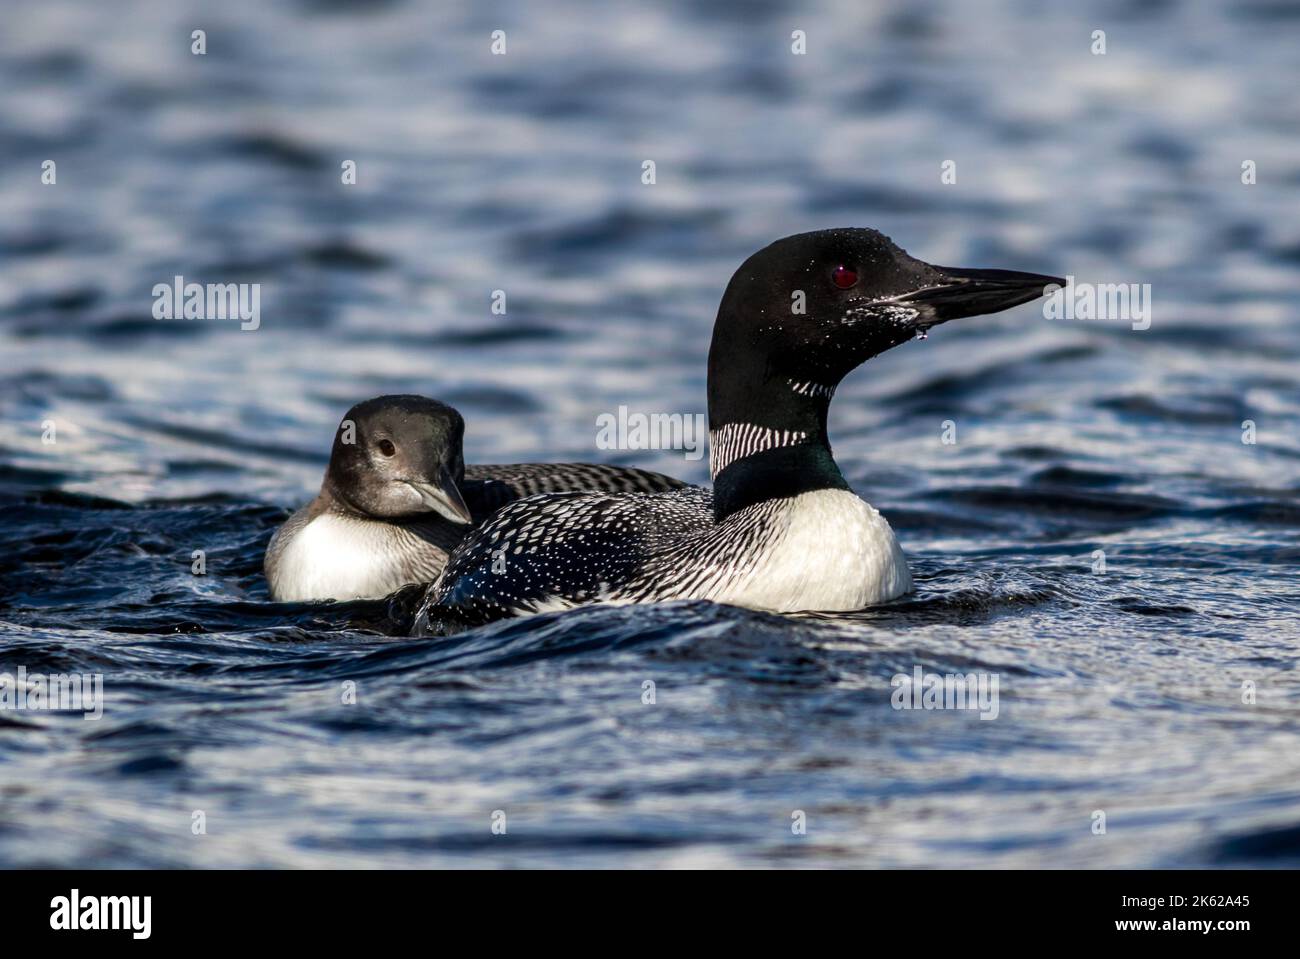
[832,265,858,289]
[377,439,396,457]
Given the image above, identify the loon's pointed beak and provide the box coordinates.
[894,266,1065,327]
[405,467,473,525]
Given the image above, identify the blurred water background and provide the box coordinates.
[1,0,1298,867]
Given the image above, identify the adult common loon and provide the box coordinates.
[410,229,1062,634]
[264,395,685,601]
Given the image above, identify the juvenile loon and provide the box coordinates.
[264,395,685,602]
[410,229,1063,634]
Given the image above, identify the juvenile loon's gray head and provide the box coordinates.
[323,395,472,524]
[706,228,1064,429]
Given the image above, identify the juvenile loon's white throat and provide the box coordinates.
[269,511,445,602]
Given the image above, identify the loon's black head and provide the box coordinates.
[323,395,472,524]
[707,228,1064,424]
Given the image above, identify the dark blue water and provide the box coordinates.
[2,0,1299,867]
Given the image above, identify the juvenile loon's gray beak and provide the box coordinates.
[895,266,1066,326]
[405,468,472,525]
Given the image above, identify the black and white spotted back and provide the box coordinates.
[465,462,683,505]
[413,486,715,632]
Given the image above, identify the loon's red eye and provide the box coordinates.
[832,265,858,289]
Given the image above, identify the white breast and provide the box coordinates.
[268,514,423,602]
[703,489,911,613]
